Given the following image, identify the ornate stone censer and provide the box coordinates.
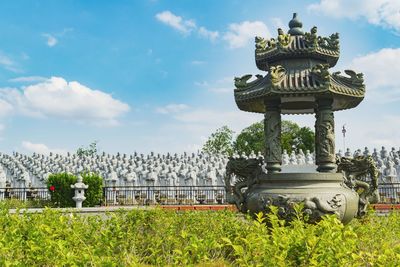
[226,14,376,224]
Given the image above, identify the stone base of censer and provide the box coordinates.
[245,173,359,224]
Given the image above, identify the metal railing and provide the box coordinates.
[378,183,400,204]
[2,183,400,206]
[0,187,50,201]
[103,186,226,206]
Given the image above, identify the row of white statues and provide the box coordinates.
[0,146,399,189]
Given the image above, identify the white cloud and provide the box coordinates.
[223,21,270,49]
[174,109,260,133]
[198,26,219,42]
[191,60,206,65]
[195,76,234,94]
[208,87,232,94]
[308,0,400,31]
[155,11,219,42]
[0,99,14,117]
[42,33,58,47]
[194,81,209,87]
[8,76,47,83]
[21,141,67,155]
[155,11,196,34]
[0,77,130,126]
[155,103,189,114]
[348,48,400,102]
[270,17,286,31]
[0,52,20,72]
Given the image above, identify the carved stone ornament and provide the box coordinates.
[277,28,291,47]
[264,110,281,164]
[304,26,318,47]
[333,70,364,87]
[311,63,330,84]
[255,36,276,51]
[224,157,264,212]
[269,65,286,86]
[234,74,264,89]
[317,32,340,50]
[258,193,345,223]
[316,111,335,162]
[337,155,380,217]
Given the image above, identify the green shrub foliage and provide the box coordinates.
[47,173,77,207]
[81,172,103,207]
[47,172,103,207]
[0,207,399,265]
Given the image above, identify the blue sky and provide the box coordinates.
[0,0,399,155]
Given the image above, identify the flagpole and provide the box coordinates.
[342,124,346,153]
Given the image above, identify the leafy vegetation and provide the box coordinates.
[47,173,77,207]
[233,121,264,155]
[47,172,104,207]
[0,207,399,266]
[281,120,315,154]
[202,126,235,156]
[81,172,103,207]
[76,140,99,157]
[203,120,315,156]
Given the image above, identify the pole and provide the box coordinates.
[342,124,346,153]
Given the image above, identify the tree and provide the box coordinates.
[233,121,264,155]
[76,141,99,157]
[203,120,315,156]
[281,121,314,154]
[232,120,314,155]
[202,126,234,156]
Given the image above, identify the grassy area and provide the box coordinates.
[0,207,399,266]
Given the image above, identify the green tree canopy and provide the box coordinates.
[202,121,315,156]
[202,126,234,156]
[233,122,264,156]
[76,141,99,157]
[281,121,315,154]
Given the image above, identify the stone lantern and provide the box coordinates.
[226,13,375,224]
[71,175,88,208]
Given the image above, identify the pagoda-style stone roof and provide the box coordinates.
[255,13,340,70]
[234,66,365,114]
[234,13,365,114]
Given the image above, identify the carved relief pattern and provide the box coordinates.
[311,64,330,84]
[269,65,286,86]
[234,74,264,90]
[259,193,345,223]
[264,109,282,163]
[255,36,276,51]
[316,109,335,163]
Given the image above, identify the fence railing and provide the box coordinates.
[0,187,50,201]
[378,183,400,204]
[103,186,226,206]
[3,184,400,205]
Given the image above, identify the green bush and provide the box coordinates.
[81,172,103,207]
[0,207,399,266]
[47,172,104,208]
[47,173,77,207]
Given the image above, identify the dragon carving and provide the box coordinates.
[337,155,379,217]
[255,36,276,51]
[234,74,264,89]
[311,63,330,84]
[304,26,318,47]
[225,157,264,212]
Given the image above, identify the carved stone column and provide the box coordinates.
[264,100,282,173]
[315,98,336,172]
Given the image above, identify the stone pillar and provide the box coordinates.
[264,100,282,173]
[315,98,336,172]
